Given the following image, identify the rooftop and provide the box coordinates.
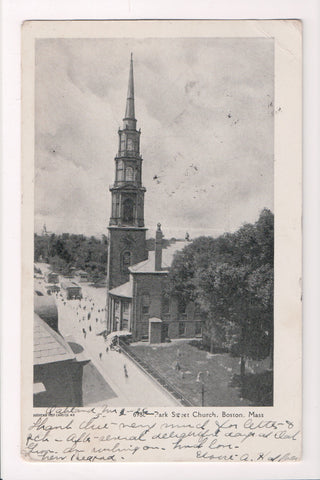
[129,241,187,274]
[109,280,133,298]
[34,313,75,365]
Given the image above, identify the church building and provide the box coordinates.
[106,55,202,343]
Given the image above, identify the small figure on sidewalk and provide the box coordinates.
[123,364,128,378]
[99,352,102,360]
[106,346,109,353]
[89,325,92,332]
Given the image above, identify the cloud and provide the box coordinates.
[35,37,274,237]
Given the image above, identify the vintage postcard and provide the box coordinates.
[21,20,302,462]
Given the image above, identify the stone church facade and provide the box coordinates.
[106,55,202,343]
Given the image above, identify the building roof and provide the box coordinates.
[34,313,75,365]
[109,280,133,298]
[125,53,135,121]
[129,241,187,274]
[61,281,81,289]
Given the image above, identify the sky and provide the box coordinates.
[35,37,274,240]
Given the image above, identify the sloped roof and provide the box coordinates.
[109,280,133,298]
[129,241,187,274]
[34,313,75,365]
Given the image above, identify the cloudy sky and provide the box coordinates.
[35,37,274,239]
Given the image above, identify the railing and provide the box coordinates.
[119,340,193,407]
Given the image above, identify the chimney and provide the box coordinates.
[155,223,163,271]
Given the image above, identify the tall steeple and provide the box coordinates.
[107,54,148,291]
[123,53,136,129]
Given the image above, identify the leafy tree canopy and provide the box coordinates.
[167,209,274,363]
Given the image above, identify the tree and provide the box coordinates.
[34,232,108,276]
[166,236,216,304]
[167,209,274,376]
[196,210,274,375]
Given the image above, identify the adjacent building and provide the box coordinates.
[106,56,202,343]
[33,293,89,407]
[61,281,82,300]
[45,272,59,284]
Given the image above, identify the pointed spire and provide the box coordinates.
[123,53,136,129]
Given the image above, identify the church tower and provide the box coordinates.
[107,54,148,290]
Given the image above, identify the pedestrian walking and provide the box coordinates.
[106,346,109,353]
[123,364,128,378]
[89,325,92,332]
[99,352,102,360]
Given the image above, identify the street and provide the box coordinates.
[34,264,179,407]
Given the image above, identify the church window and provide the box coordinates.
[127,138,134,151]
[179,322,186,336]
[195,322,202,336]
[178,298,187,314]
[112,196,117,217]
[120,134,126,151]
[125,166,134,182]
[116,197,120,217]
[122,251,131,273]
[162,295,170,314]
[117,160,124,181]
[123,198,134,224]
[142,293,150,314]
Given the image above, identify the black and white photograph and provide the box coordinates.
[33,35,274,409]
[18,19,303,464]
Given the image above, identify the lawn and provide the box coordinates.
[130,339,272,406]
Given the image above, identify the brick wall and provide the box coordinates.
[107,227,147,290]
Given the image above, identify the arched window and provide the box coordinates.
[127,138,134,151]
[125,166,134,182]
[122,251,131,273]
[123,198,134,224]
[120,133,126,152]
[117,160,124,181]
